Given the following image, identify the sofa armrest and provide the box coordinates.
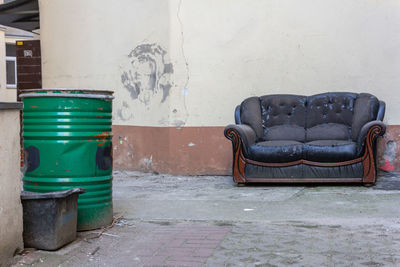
[377,101,386,121]
[224,124,257,154]
[234,105,242,124]
[356,120,386,155]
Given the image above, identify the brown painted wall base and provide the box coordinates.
[112,125,400,175]
[377,125,400,172]
[112,125,232,175]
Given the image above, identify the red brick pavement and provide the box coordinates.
[12,222,232,267]
[139,223,232,267]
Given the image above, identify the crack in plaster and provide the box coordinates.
[177,0,190,123]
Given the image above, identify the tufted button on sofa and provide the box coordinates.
[224,92,386,185]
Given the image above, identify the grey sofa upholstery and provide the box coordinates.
[225,92,386,185]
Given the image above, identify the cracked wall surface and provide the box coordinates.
[38,0,400,173]
[40,0,400,126]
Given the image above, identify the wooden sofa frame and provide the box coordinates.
[225,124,385,186]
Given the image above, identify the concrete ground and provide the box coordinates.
[12,171,400,267]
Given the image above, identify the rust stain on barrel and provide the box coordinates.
[92,132,110,146]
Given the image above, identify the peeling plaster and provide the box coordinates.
[158,117,170,126]
[127,151,134,160]
[121,43,173,106]
[142,155,153,171]
[172,120,186,127]
[380,140,397,171]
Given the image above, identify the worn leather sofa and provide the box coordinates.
[224,93,386,185]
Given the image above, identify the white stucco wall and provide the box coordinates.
[40,0,400,126]
[0,109,23,266]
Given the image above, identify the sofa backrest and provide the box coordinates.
[305,92,357,141]
[238,92,382,143]
[259,95,307,142]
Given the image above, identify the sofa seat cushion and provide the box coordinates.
[304,140,358,162]
[248,140,303,163]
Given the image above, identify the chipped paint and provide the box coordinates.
[381,158,395,172]
[158,117,170,126]
[92,132,110,146]
[379,140,397,171]
[121,43,173,105]
[188,142,195,147]
[142,155,153,171]
[172,120,185,127]
[181,88,189,96]
[127,152,134,160]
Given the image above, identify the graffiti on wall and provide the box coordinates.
[121,43,173,106]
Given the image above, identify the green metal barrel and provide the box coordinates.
[21,89,113,231]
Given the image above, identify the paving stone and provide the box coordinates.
[11,171,400,267]
[206,223,400,266]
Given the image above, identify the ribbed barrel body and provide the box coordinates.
[22,90,113,230]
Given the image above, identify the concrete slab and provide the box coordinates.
[114,171,400,226]
[12,171,400,266]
